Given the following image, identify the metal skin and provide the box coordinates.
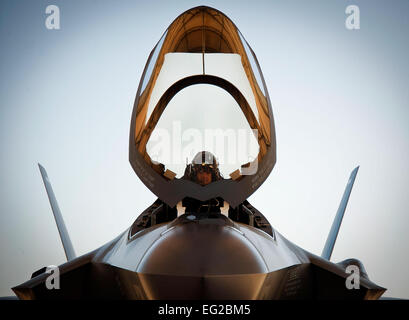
[12,6,386,299]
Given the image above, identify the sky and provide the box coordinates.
[1,0,408,298]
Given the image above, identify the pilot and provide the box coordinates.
[183,151,222,185]
[182,151,224,214]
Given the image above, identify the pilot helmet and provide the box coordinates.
[185,151,222,184]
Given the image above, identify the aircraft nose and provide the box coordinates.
[136,215,268,276]
[133,215,269,299]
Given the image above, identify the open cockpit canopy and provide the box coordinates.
[129,6,276,208]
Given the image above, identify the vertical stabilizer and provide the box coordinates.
[38,164,76,261]
[321,166,359,260]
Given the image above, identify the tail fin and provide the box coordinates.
[38,164,76,261]
[321,166,359,260]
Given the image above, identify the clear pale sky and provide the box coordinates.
[1,0,408,298]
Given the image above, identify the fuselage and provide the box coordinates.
[95,212,301,299]
[12,210,385,299]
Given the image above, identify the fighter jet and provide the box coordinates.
[11,6,385,300]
